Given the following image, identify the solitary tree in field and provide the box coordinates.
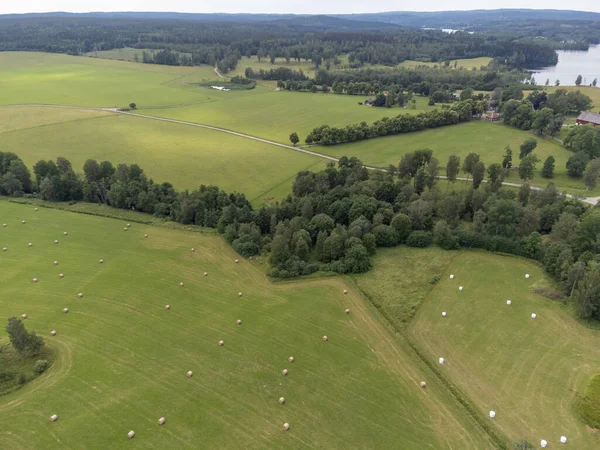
[462,152,480,183]
[555,79,560,87]
[6,317,44,357]
[129,103,137,110]
[445,155,460,190]
[472,161,486,189]
[575,74,583,86]
[289,132,300,146]
[519,138,537,159]
[518,154,539,181]
[541,156,555,178]
[502,146,513,169]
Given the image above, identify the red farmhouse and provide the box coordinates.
[576,111,600,127]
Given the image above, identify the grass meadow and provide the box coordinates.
[397,57,493,70]
[318,120,597,196]
[0,109,325,204]
[353,246,600,448]
[235,56,319,78]
[146,93,437,144]
[0,53,255,108]
[0,201,495,449]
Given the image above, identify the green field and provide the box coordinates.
[397,57,493,70]
[317,120,596,196]
[84,48,191,62]
[236,55,319,78]
[0,201,496,449]
[353,246,600,448]
[0,109,324,204]
[0,53,255,108]
[0,106,109,134]
[146,93,437,144]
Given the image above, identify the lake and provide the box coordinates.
[531,45,600,86]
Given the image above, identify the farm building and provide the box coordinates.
[576,111,600,127]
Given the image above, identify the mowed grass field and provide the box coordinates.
[0,108,324,204]
[319,120,597,196]
[397,57,493,70]
[353,246,600,448]
[0,52,254,108]
[410,251,600,448]
[0,201,496,449]
[0,106,110,134]
[146,93,437,144]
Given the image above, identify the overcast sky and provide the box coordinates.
[2,1,600,15]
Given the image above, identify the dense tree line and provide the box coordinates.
[5,149,600,320]
[304,100,473,145]
[245,67,308,81]
[0,16,558,73]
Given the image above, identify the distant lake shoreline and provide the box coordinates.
[531,45,600,87]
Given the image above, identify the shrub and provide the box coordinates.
[34,359,49,375]
[406,231,432,248]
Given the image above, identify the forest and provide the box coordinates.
[0,15,559,72]
[2,149,600,320]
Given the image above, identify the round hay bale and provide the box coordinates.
[77,293,83,298]
[63,232,68,236]
[99,259,104,264]
[235,259,239,264]
[2,247,6,252]
[282,369,288,376]
[439,357,445,364]
[50,330,57,336]
[50,414,57,422]
[345,308,350,314]
[288,357,294,363]
[123,227,128,231]
[53,260,58,265]
[179,282,184,287]
[238,292,242,297]
[59,274,64,279]
[21,313,27,319]
[22,220,26,224]
[204,272,208,277]
[525,273,530,279]
[282,423,290,431]
[54,240,58,244]
[218,340,224,346]
[158,417,166,425]
[279,397,285,404]
[127,223,131,228]
[458,286,463,291]
[236,319,242,325]
[28,243,32,247]
[32,278,38,283]
[531,313,537,319]
[450,274,455,279]
[540,439,547,448]
[34,207,38,211]
[186,370,193,377]
[420,381,427,388]
[63,308,68,313]
[127,431,135,439]
[489,410,496,418]
[191,248,195,252]
[506,300,511,305]
[343,289,348,294]
[560,436,567,444]
[442,311,448,317]
[322,335,328,342]
[144,234,148,238]
[165,305,170,310]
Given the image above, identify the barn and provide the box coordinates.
[576,111,600,127]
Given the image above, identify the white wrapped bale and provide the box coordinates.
[59,274,64,279]
[158,417,166,425]
[288,357,294,363]
[64,232,68,236]
[50,330,57,336]
[489,410,496,418]
[322,335,328,342]
[28,243,32,247]
[127,431,135,439]
[63,308,68,313]
[179,282,184,287]
[191,248,195,252]
[449,274,454,279]
[279,397,285,404]
[459,286,463,291]
[343,289,348,294]
[442,312,447,317]
[50,414,58,422]
[238,292,242,297]
[53,260,58,265]
[218,340,224,346]
[32,278,38,283]
[77,293,83,298]
[2,247,6,252]
[506,300,511,305]
[144,234,148,238]
[165,305,170,310]
[236,319,242,325]
[345,309,350,314]
[525,274,530,279]
[54,240,58,244]
[282,369,288,376]
[282,423,290,431]
[21,314,27,319]
[439,357,445,364]
[531,313,537,319]
[99,259,104,264]
[186,371,193,377]
[560,436,567,444]
[420,381,427,388]
[541,440,547,448]
[203,272,208,277]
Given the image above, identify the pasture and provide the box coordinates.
[410,251,600,448]
[353,246,600,448]
[397,57,492,70]
[146,93,437,144]
[0,53,251,108]
[318,120,596,196]
[0,108,325,204]
[0,201,495,449]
